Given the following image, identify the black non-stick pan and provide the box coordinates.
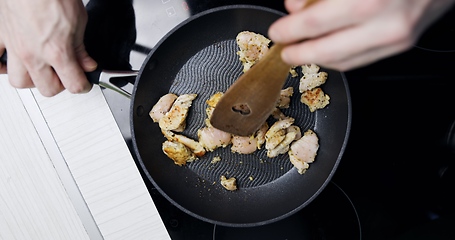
[130,5,351,227]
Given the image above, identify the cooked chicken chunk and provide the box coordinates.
[290,66,299,78]
[267,131,297,158]
[301,87,330,112]
[149,93,178,122]
[287,125,302,141]
[220,175,237,191]
[159,93,197,131]
[198,126,232,152]
[265,118,295,150]
[271,107,287,120]
[162,130,206,157]
[197,92,233,151]
[299,64,328,92]
[231,135,258,154]
[288,129,319,174]
[206,91,223,108]
[255,122,269,149]
[276,87,294,109]
[162,140,196,166]
[236,31,271,72]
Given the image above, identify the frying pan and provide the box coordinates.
[0,4,351,227]
[130,4,352,227]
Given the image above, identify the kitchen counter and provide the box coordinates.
[0,74,171,240]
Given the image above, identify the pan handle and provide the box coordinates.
[0,51,137,98]
[86,69,138,98]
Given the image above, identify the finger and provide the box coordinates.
[6,52,34,89]
[75,44,97,72]
[284,0,307,13]
[285,0,320,13]
[321,41,412,71]
[280,19,412,69]
[50,47,92,94]
[269,0,370,44]
[27,65,65,97]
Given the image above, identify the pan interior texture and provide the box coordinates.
[131,5,352,227]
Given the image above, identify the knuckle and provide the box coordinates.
[8,76,32,89]
[39,84,64,97]
[65,82,91,94]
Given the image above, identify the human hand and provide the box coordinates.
[269,0,455,71]
[0,0,97,97]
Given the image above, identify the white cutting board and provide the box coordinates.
[0,74,171,240]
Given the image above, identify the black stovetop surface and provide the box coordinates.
[84,0,455,239]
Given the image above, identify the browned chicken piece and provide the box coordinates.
[271,107,287,120]
[299,64,328,92]
[236,31,271,72]
[287,125,302,141]
[265,117,295,150]
[220,175,237,191]
[162,130,206,157]
[206,91,224,108]
[162,140,197,166]
[198,91,233,152]
[288,129,319,174]
[159,93,197,132]
[290,66,299,78]
[149,93,178,122]
[267,131,297,158]
[300,87,330,112]
[276,87,294,109]
[255,122,269,149]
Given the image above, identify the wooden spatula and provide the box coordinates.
[209,43,290,136]
[210,0,318,136]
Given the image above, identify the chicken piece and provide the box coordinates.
[288,129,319,174]
[301,87,330,112]
[162,130,206,157]
[206,91,223,108]
[205,107,215,127]
[299,64,328,92]
[220,175,237,191]
[276,87,294,109]
[197,126,232,152]
[267,131,297,158]
[149,93,178,122]
[287,125,302,141]
[265,118,295,150]
[289,154,310,174]
[162,140,196,166]
[255,122,269,149]
[271,107,287,120]
[159,93,197,131]
[231,135,258,154]
[290,66,299,78]
[236,31,271,72]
